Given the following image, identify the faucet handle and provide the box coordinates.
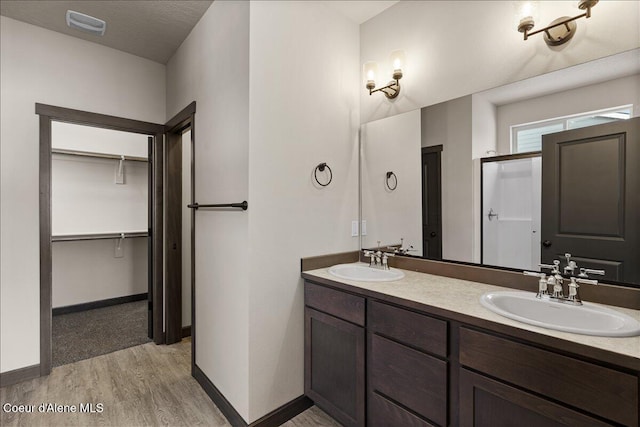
[539,260,560,274]
[579,268,605,278]
[567,277,581,304]
[524,271,549,297]
[523,271,546,278]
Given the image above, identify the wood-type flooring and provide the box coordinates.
[1,339,338,426]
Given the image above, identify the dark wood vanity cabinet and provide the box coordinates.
[304,282,366,427]
[303,280,639,427]
[459,331,639,426]
[368,301,448,426]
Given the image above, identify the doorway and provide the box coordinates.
[541,117,640,284]
[38,104,164,375]
[421,145,443,260]
[481,152,541,271]
[163,102,196,371]
[49,122,152,367]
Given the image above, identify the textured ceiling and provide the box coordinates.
[0,1,399,63]
[0,0,213,64]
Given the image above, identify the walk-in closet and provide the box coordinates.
[50,121,151,367]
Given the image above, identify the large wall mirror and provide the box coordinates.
[361,49,640,287]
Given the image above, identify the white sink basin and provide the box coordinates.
[328,263,405,282]
[480,291,640,337]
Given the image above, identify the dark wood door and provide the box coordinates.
[165,131,182,344]
[459,369,611,427]
[305,307,365,427]
[422,146,443,260]
[541,117,639,284]
[147,136,153,339]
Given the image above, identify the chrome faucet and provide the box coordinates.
[524,256,600,305]
[388,237,415,255]
[363,241,395,270]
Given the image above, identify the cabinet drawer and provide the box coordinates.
[369,334,447,426]
[459,327,638,427]
[305,282,365,326]
[369,300,447,357]
[369,391,436,427]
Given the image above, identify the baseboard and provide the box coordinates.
[249,395,313,427]
[52,293,148,316]
[0,364,40,388]
[193,364,311,427]
[181,325,192,338]
[193,363,248,426]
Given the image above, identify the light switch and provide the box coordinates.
[361,220,367,236]
[351,220,359,237]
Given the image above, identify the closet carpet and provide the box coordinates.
[52,300,151,367]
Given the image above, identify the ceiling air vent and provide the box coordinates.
[66,10,106,36]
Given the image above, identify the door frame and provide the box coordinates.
[37,103,165,375]
[479,151,541,265]
[421,145,443,260]
[163,102,196,349]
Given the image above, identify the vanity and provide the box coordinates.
[301,258,640,427]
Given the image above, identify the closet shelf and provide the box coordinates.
[52,148,148,162]
[51,231,148,242]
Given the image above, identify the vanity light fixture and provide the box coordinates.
[516,0,598,46]
[363,50,406,99]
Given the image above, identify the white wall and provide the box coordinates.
[166,0,251,418]
[52,238,147,308]
[361,1,640,124]
[496,74,640,154]
[248,2,359,422]
[51,155,148,235]
[51,128,148,309]
[361,109,421,254]
[167,2,359,421]
[421,96,474,263]
[0,16,165,373]
[52,121,149,158]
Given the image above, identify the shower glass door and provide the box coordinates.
[482,154,541,271]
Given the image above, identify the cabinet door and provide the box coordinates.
[459,369,612,427]
[305,307,365,427]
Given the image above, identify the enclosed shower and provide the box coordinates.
[482,154,541,271]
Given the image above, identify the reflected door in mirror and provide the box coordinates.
[422,146,443,260]
[541,117,640,285]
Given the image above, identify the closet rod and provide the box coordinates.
[51,148,148,162]
[188,201,248,211]
[51,231,148,242]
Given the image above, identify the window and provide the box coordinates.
[511,106,633,154]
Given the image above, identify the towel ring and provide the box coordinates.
[385,171,397,191]
[314,163,333,187]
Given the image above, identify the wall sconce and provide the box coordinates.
[516,0,598,46]
[363,50,406,99]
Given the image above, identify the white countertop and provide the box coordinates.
[304,265,640,361]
